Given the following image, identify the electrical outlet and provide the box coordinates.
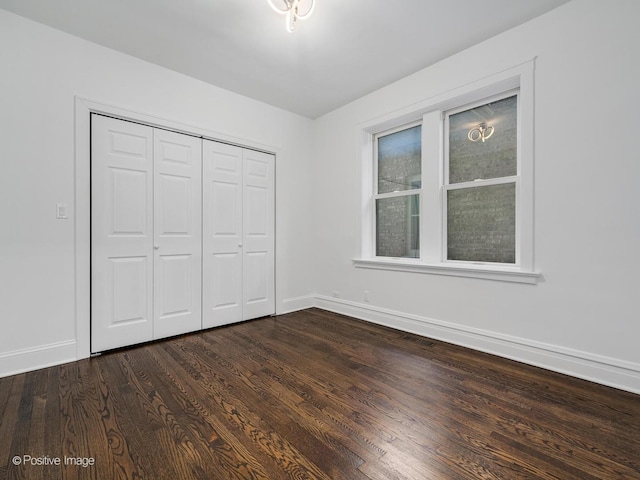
[332,290,340,298]
[56,203,68,219]
[364,291,370,303]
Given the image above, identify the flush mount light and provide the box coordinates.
[468,122,495,142]
[267,0,315,32]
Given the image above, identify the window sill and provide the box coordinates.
[352,258,540,284]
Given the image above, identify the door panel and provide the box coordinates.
[109,257,149,324]
[109,129,148,158]
[153,129,202,340]
[210,252,241,309]
[158,174,191,235]
[92,115,154,352]
[157,254,192,316]
[245,251,269,304]
[110,168,149,235]
[202,140,243,327]
[245,185,268,236]
[212,181,239,235]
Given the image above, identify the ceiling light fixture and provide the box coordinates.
[468,122,495,142]
[267,0,315,32]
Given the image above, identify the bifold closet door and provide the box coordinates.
[153,128,202,340]
[91,116,153,352]
[91,115,202,353]
[202,140,275,328]
[242,148,275,320]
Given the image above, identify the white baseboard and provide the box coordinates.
[4,299,639,395]
[279,295,316,314]
[313,295,640,395]
[0,340,77,378]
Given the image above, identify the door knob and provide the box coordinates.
[154,245,160,250]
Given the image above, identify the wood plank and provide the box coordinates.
[145,342,289,479]
[178,334,369,478]
[153,341,329,479]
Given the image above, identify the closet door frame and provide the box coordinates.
[75,97,278,359]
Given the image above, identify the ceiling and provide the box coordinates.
[0,0,570,118]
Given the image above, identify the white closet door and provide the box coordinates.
[202,140,244,327]
[91,115,154,352]
[243,149,275,319]
[153,129,202,340]
[202,140,275,327]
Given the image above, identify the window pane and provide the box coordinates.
[449,95,517,184]
[376,195,420,258]
[377,125,421,194]
[447,183,515,263]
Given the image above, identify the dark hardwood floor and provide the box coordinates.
[1,308,639,479]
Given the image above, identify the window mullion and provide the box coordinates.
[421,110,443,264]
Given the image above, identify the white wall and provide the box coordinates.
[312,0,640,393]
[0,10,315,375]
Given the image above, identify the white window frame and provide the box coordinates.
[373,120,423,259]
[354,60,539,284]
[443,89,520,267]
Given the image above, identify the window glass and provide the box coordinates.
[376,195,420,258]
[447,183,516,263]
[377,125,422,194]
[449,95,517,184]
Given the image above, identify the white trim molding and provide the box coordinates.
[279,295,316,314]
[0,340,77,378]
[313,295,640,395]
[353,258,540,284]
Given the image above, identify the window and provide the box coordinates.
[355,62,538,283]
[444,93,518,264]
[375,123,422,258]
